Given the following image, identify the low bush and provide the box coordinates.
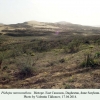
[66,40,80,53]
[80,53,96,68]
[17,63,35,79]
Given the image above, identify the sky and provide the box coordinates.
[0,0,100,26]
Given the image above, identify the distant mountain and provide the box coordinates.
[7,20,99,30]
[9,20,59,30]
[24,20,45,26]
[55,21,72,25]
[52,21,99,31]
[1,20,100,35]
[0,23,4,26]
[24,20,59,29]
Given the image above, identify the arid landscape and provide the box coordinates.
[0,21,100,89]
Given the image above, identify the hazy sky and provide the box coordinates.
[0,0,100,26]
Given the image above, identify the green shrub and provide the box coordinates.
[63,46,68,53]
[80,53,96,68]
[67,40,80,53]
[96,39,100,45]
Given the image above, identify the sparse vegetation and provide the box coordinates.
[0,21,100,89]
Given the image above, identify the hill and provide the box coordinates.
[0,20,100,36]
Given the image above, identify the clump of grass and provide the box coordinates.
[68,76,75,82]
[64,84,72,89]
[48,62,54,66]
[16,57,37,79]
[59,58,65,63]
[2,66,8,71]
[94,52,100,58]
[30,52,35,56]
[0,73,11,84]
[17,63,35,79]
[80,53,96,68]
[64,40,80,53]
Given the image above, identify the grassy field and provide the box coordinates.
[0,32,100,89]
